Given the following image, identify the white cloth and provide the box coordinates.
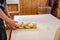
[7,14,60,40]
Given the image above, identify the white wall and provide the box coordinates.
[6,0,19,4]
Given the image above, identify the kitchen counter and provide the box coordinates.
[6,14,60,40]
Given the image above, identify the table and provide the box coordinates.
[6,14,60,40]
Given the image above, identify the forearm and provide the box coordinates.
[4,4,11,17]
[0,8,11,23]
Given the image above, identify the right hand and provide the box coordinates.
[8,18,16,30]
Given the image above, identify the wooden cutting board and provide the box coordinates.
[54,27,60,40]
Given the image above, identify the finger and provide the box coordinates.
[10,26,16,30]
[12,26,16,30]
[14,21,18,23]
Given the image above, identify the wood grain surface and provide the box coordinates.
[54,27,60,40]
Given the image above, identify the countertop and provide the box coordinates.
[6,14,60,40]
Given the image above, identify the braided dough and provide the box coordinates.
[15,22,37,29]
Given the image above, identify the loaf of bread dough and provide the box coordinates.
[16,22,24,29]
[15,22,37,29]
[32,22,37,28]
[28,23,33,28]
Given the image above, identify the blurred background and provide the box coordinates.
[6,0,60,19]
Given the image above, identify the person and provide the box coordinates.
[0,0,16,40]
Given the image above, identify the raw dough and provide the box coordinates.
[15,22,37,29]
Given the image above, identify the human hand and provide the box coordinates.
[8,19,17,30]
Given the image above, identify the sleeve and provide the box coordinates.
[0,3,1,7]
[0,2,2,7]
[1,0,7,8]
[4,0,7,6]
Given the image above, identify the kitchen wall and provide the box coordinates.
[6,0,60,19]
[57,0,60,19]
[20,0,47,15]
[51,0,60,19]
[7,0,47,15]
